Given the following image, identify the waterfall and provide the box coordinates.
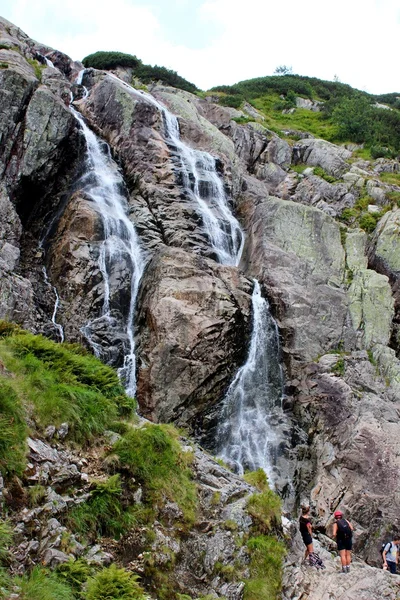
[73,73,288,483]
[42,266,64,343]
[216,280,287,484]
[108,75,244,267]
[69,104,145,397]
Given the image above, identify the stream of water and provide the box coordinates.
[70,102,145,397]
[73,73,288,483]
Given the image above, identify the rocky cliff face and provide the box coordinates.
[1,15,400,600]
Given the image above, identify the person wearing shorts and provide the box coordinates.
[299,505,314,561]
[332,510,354,573]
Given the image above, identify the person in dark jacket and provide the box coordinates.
[299,505,314,561]
[332,509,354,573]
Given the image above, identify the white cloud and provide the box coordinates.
[0,0,399,93]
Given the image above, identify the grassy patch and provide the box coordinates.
[331,357,345,376]
[0,323,133,445]
[0,378,27,477]
[387,191,400,207]
[244,471,281,535]
[17,566,75,600]
[379,172,400,187]
[56,559,95,598]
[65,474,133,540]
[113,423,197,526]
[27,58,45,81]
[313,166,338,183]
[245,535,286,600]
[0,63,8,69]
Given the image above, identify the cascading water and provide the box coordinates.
[216,280,287,485]
[42,266,64,343]
[101,74,288,482]
[109,75,244,267]
[74,72,288,484]
[69,101,145,397]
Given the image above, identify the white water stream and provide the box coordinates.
[70,101,145,397]
[108,75,244,266]
[72,73,287,482]
[216,280,286,483]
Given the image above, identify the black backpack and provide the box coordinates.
[380,541,393,556]
[337,518,352,540]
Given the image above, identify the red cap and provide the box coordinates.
[334,510,343,518]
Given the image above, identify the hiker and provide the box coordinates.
[299,505,314,561]
[332,510,353,573]
[382,534,400,574]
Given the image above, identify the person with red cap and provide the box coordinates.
[332,510,354,573]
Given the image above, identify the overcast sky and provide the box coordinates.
[1,0,399,94]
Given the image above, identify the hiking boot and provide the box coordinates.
[346,565,350,573]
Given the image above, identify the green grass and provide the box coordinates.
[27,58,45,81]
[65,474,133,540]
[0,379,27,477]
[0,322,134,447]
[245,536,286,600]
[244,470,281,535]
[113,423,197,526]
[379,172,400,186]
[387,191,400,207]
[248,95,338,140]
[17,567,75,600]
[56,559,96,598]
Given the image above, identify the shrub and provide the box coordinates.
[0,379,27,477]
[245,535,286,600]
[359,212,379,233]
[220,95,243,108]
[65,474,132,539]
[134,64,198,93]
[86,564,145,600]
[82,51,141,70]
[56,558,94,597]
[113,423,197,525]
[17,566,75,600]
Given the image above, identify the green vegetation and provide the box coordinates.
[56,559,95,598]
[379,172,400,186]
[134,64,197,93]
[82,51,141,70]
[0,379,27,477]
[113,423,196,525]
[27,58,45,81]
[245,535,286,600]
[0,322,133,452]
[339,194,391,234]
[82,50,198,94]
[65,474,133,539]
[331,357,345,376]
[86,564,145,600]
[17,567,75,600]
[0,63,8,69]
[209,74,400,154]
[242,470,286,600]
[245,470,281,534]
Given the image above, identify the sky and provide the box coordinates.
[1,0,399,94]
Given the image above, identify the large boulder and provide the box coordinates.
[135,246,252,440]
[292,138,351,177]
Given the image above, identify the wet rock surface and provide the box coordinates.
[1,15,400,600]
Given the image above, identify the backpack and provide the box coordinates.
[380,541,393,556]
[337,518,352,540]
[309,552,325,570]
